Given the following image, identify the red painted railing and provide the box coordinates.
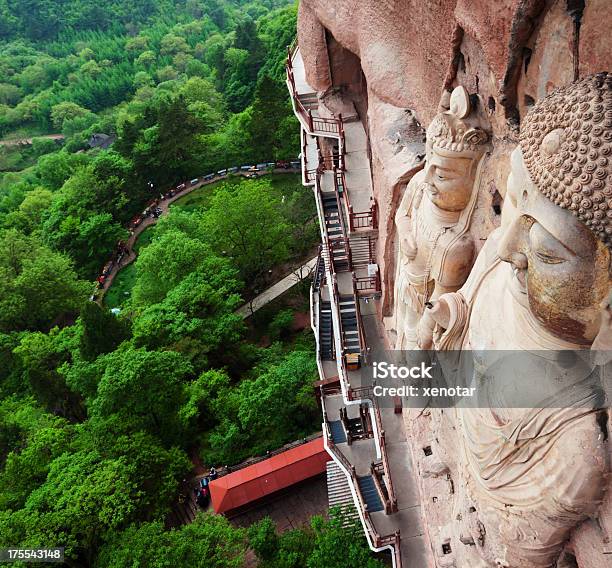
[286,48,343,138]
[352,274,368,357]
[345,386,397,515]
[354,273,381,295]
[333,169,378,232]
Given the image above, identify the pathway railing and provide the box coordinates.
[324,404,402,567]
[345,386,398,514]
[352,274,368,358]
[286,47,343,138]
[354,273,381,295]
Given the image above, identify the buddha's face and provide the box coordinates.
[423,148,476,211]
[498,147,611,345]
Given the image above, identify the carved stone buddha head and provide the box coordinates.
[499,73,612,345]
[423,86,489,211]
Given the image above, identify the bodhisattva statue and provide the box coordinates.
[393,86,489,350]
[419,73,612,567]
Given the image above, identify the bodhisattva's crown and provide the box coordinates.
[427,86,489,157]
[520,72,612,249]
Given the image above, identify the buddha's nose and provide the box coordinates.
[424,163,434,184]
[498,217,528,269]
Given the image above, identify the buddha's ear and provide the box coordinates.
[591,297,612,361]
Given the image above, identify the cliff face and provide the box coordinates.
[295,1,612,566]
[298,0,612,316]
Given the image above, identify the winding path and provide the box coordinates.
[0,133,65,146]
[96,167,300,304]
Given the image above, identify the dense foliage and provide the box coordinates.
[0,1,385,566]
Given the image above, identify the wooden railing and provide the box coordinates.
[344,385,398,515]
[334,169,378,232]
[287,37,298,62]
[349,199,379,231]
[305,167,319,184]
[326,432,402,565]
[354,273,381,295]
[371,462,392,514]
[312,246,325,291]
[327,238,352,273]
[377,430,398,513]
[332,280,346,355]
[286,50,343,138]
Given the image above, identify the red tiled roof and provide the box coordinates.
[210,437,330,514]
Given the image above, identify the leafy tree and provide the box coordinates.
[88,346,193,445]
[306,512,386,568]
[201,179,292,288]
[248,74,298,161]
[96,514,247,568]
[268,308,294,340]
[36,150,90,190]
[0,407,72,510]
[249,517,279,562]
[132,257,244,360]
[79,302,130,361]
[13,327,84,420]
[136,50,156,67]
[132,228,213,306]
[31,137,57,157]
[0,432,189,564]
[50,101,91,130]
[205,349,319,464]
[7,187,53,233]
[0,230,90,332]
[0,83,21,105]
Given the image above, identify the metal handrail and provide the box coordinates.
[327,436,400,560]
[371,408,398,514]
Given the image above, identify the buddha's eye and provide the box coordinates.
[529,222,571,265]
[534,250,566,264]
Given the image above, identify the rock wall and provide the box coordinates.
[299,0,612,319]
[296,0,612,566]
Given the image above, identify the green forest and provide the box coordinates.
[0,1,387,566]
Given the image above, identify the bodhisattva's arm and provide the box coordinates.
[395,178,421,260]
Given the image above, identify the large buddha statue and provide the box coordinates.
[392,86,489,349]
[419,73,612,567]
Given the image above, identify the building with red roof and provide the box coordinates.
[209,436,330,515]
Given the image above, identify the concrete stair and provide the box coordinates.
[339,295,361,354]
[326,461,359,522]
[322,192,343,238]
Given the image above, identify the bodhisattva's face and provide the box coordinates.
[498,147,611,345]
[423,149,475,211]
